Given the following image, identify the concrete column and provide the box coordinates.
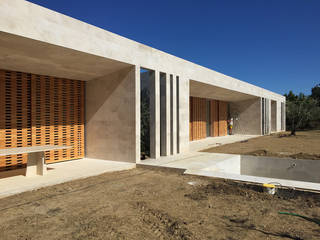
[171,74,177,155]
[271,100,277,132]
[276,101,281,132]
[160,73,170,156]
[178,75,189,153]
[282,101,286,131]
[150,70,160,159]
[266,98,271,134]
[135,65,141,163]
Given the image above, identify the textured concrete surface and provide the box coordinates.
[190,80,257,102]
[25,152,47,177]
[0,158,135,199]
[0,145,70,156]
[271,100,277,132]
[139,151,320,192]
[189,135,259,152]
[160,73,171,156]
[86,66,137,162]
[185,169,320,192]
[229,98,262,135]
[149,70,160,159]
[140,135,257,165]
[241,155,320,183]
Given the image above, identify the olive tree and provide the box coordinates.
[286,94,320,135]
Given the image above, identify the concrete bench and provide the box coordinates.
[0,146,71,177]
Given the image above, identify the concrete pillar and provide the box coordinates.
[135,65,141,163]
[178,76,190,153]
[160,73,170,156]
[276,101,281,132]
[171,74,177,155]
[271,100,277,132]
[282,101,286,131]
[266,98,271,134]
[150,70,160,159]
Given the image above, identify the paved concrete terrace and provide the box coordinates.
[0,159,135,199]
[139,135,320,192]
[141,134,258,169]
[139,152,320,192]
[189,134,259,152]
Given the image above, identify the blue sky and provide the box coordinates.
[28,0,320,95]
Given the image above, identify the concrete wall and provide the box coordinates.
[241,155,320,183]
[229,98,262,135]
[86,66,137,163]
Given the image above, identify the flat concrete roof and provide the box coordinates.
[0,0,285,102]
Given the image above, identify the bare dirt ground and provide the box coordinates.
[0,168,320,240]
[203,130,320,160]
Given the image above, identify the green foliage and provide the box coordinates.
[285,85,320,134]
[311,84,320,105]
[140,88,150,156]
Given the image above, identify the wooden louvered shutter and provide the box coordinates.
[0,69,85,171]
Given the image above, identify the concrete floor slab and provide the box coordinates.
[189,135,259,152]
[0,158,135,199]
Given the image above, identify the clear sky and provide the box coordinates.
[28,0,320,95]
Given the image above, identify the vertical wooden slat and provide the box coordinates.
[0,70,6,169]
[210,100,219,137]
[219,101,228,136]
[189,97,192,141]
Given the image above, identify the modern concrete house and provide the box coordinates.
[0,0,285,176]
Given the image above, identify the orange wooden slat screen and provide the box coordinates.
[219,101,228,136]
[0,69,85,171]
[189,97,229,140]
[190,97,207,141]
[210,99,219,137]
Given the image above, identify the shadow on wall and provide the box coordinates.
[229,98,261,135]
[85,66,136,162]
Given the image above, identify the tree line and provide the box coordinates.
[284,84,320,135]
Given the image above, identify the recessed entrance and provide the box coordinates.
[189,96,228,141]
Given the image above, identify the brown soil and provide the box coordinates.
[203,130,320,160]
[0,168,320,240]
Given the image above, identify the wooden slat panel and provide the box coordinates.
[0,70,6,169]
[189,97,207,141]
[0,69,85,171]
[219,101,228,136]
[190,97,193,141]
[0,70,31,171]
[210,100,219,137]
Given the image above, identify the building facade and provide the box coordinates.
[0,0,285,174]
